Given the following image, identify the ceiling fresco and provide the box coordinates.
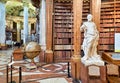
[3,0,36,17]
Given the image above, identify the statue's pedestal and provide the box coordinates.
[81,59,104,66]
[81,62,107,83]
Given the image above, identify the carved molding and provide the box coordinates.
[6,16,36,23]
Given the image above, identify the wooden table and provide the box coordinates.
[102,52,120,82]
[102,52,120,66]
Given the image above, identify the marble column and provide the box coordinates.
[0,2,6,46]
[17,21,21,42]
[39,0,46,50]
[23,2,29,45]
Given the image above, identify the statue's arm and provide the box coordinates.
[80,23,86,32]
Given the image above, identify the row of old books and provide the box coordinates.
[54,24,73,28]
[100,19,113,23]
[54,12,73,16]
[54,9,72,13]
[54,33,73,38]
[99,28,114,32]
[54,6,72,9]
[54,16,73,20]
[98,45,114,51]
[54,51,72,60]
[54,28,72,32]
[99,32,114,37]
[99,38,114,44]
[54,39,73,45]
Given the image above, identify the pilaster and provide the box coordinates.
[71,0,83,80]
[45,0,53,63]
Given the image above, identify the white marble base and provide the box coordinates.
[81,55,104,66]
[81,59,104,66]
[37,78,68,83]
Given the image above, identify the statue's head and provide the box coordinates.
[87,14,93,22]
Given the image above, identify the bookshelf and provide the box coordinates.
[82,0,90,22]
[81,0,90,51]
[53,0,73,62]
[100,0,120,51]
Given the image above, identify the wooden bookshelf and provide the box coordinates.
[81,0,90,47]
[100,0,120,52]
[53,0,73,62]
[82,0,90,22]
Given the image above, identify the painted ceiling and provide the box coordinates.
[4,0,91,17]
[5,0,36,17]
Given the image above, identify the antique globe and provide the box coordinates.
[25,42,41,64]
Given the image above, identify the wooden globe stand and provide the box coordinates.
[25,51,41,70]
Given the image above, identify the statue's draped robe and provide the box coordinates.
[80,22,99,59]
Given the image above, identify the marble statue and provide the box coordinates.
[80,14,104,66]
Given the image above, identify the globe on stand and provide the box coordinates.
[25,42,41,69]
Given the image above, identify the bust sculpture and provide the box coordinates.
[80,14,104,66]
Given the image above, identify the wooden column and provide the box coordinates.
[91,0,101,30]
[71,0,83,80]
[45,0,53,63]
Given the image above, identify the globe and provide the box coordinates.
[25,42,41,63]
